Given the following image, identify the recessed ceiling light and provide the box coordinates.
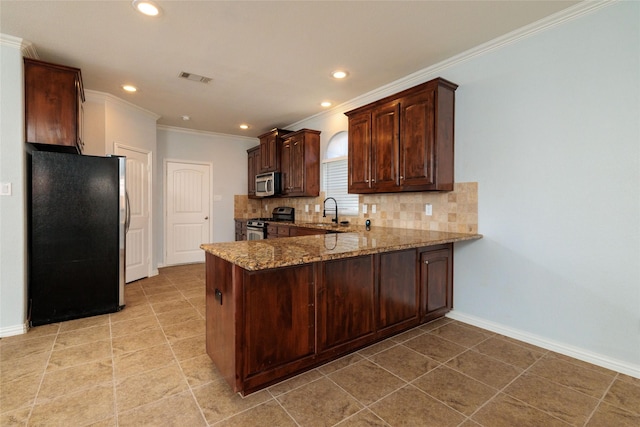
[122,85,137,92]
[331,70,349,79]
[239,124,250,130]
[132,0,161,17]
[321,101,332,108]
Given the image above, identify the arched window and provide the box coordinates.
[322,131,359,215]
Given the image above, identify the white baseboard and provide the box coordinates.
[447,310,640,379]
[0,322,28,338]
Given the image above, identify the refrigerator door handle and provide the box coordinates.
[125,191,131,234]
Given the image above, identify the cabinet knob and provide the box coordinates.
[372,178,376,182]
[424,260,429,265]
[400,175,404,180]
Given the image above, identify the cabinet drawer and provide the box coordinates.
[277,226,290,237]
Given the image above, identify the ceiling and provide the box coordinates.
[1,0,581,138]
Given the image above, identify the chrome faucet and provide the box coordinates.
[323,197,338,224]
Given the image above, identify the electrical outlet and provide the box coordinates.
[264,204,268,211]
[425,203,432,216]
[371,204,377,214]
[362,204,367,214]
[315,204,320,212]
[305,204,309,212]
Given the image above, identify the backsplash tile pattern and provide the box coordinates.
[235,182,478,233]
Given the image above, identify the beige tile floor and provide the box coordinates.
[1,263,639,426]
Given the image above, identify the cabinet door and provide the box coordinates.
[288,134,306,195]
[371,100,400,192]
[377,249,419,335]
[420,245,453,323]
[244,265,315,377]
[247,147,259,196]
[259,133,278,172]
[400,90,435,188]
[348,111,372,193]
[24,59,82,152]
[280,138,292,195]
[319,255,375,351]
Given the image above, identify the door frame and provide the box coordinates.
[113,142,155,279]
[163,158,214,267]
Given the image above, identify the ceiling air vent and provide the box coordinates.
[178,71,212,84]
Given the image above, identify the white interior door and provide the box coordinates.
[165,161,211,265]
[114,144,151,283]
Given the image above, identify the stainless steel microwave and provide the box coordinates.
[255,172,281,197]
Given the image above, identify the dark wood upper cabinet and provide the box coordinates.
[280,129,320,197]
[247,145,260,198]
[257,128,291,173]
[347,111,372,192]
[371,100,401,192]
[24,58,85,154]
[345,77,457,193]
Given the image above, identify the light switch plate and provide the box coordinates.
[0,182,11,196]
[371,204,377,214]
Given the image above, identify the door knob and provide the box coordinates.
[205,216,209,220]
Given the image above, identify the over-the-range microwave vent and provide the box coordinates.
[178,71,212,84]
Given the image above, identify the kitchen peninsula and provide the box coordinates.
[201,226,481,395]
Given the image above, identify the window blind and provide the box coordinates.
[323,158,359,215]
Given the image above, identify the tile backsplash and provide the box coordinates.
[234,182,478,234]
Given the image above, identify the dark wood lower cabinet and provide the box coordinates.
[377,249,420,336]
[420,244,453,322]
[319,256,375,353]
[205,243,453,395]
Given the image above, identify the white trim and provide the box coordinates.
[157,124,258,143]
[0,322,28,338]
[286,0,617,130]
[163,159,214,266]
[85,90,161,120]
[114,143,154,281]
[0,33,37,58]
[447,310,640,379]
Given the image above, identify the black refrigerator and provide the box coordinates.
[28,150,127,326]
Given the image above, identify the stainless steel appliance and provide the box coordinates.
[255,171,281,197]
[246,206,295,240]
[28,150,127,326]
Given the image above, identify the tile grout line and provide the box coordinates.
[581,372,619,426]
[23,324,59,425]
[109,311,120,427]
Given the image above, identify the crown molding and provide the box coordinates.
[288,0,617,129]
[0,33,38,58]
[157,124,258,143]
[85,89,161,120]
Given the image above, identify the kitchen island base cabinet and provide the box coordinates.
[206,243,454,395]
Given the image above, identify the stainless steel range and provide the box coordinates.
[246,206,295,240]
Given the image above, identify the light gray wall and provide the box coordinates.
[448,1,639,372]
[0,35,29,336]
[155,127,257,266]
[290,2,640,374]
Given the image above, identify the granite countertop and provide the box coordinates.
[201,227,482,271]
